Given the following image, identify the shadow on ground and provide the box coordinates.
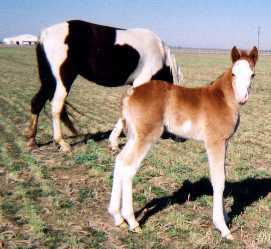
[37,130,113,148]
[37,128,187,148]
[136,177,271,226]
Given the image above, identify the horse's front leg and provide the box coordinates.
[206,140,233,240]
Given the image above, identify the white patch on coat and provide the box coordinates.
[115,29,164,86]
[116,29,182,85]
[40,22,69,82]
[179,120,192,133]
[166,119,205,141]
[232,60,254,104]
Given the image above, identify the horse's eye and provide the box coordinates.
[251,73,255,78]
[232,73,235,77]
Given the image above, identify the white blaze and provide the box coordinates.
[232,60,254,104]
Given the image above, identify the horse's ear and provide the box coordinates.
[231,46,241,63]
[249,46,258,65]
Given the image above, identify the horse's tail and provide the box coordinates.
[60,103,79,135]
[164,43,183,85]
[31,42,56,115]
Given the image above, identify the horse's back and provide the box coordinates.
[38,20,176,87]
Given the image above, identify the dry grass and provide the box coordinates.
[0,47,270,248]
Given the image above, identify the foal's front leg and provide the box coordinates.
[108,155,125,226]
[206,140,233,240]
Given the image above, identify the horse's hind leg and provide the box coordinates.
[51,80,71,152]
[26,85,51,150]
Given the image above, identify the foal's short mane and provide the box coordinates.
[209,73,225,85]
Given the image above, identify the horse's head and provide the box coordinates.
[231,46,258,105]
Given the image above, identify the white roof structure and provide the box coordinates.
[3,34,38,45]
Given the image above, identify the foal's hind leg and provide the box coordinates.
[109,137,153,230]
[121,139,153,231]
[109,125,162,231]
[109,118,124,152]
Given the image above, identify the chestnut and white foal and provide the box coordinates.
[108,46,258,239]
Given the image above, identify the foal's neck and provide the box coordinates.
[210,68,239,110]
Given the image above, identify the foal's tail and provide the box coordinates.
[164,43,183,85]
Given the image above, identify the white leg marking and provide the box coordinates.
[121,165,139,230]
[109,118,123,151]
[109,134,153,231]
[108,156,124,226]
[121,139,152,230]
[206,142,231,238]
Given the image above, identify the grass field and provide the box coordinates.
[0,47,270,249]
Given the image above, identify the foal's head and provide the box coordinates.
[231,46,258,105]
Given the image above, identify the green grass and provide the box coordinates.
[0,47,270,248]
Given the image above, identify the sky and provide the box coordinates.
[0,0,270,49]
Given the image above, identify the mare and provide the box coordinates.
[26,20,182,152]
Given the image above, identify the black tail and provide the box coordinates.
[60,105,78,135]
[30,43,56,115]
[31,43,78,135]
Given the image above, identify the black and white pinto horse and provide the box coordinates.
[26,20,182,152]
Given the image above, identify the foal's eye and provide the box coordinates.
[251,73,255,79]
[232,73,235,77]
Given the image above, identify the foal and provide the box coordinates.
[108,46,258,239]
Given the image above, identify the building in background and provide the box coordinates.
[3,34,38,45]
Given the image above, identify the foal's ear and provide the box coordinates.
[231,46,241,63]
[249,46,258,65]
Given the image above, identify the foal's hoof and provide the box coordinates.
[129,226,142,234]
[109,144,120,155]
[114,216,125,227]
[118,222,128,229]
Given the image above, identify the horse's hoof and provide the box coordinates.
[224,233,234,240]
[129,226,142,233]
[60,142,72,153]
[27,140,38,151]
[118,222,128,229]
